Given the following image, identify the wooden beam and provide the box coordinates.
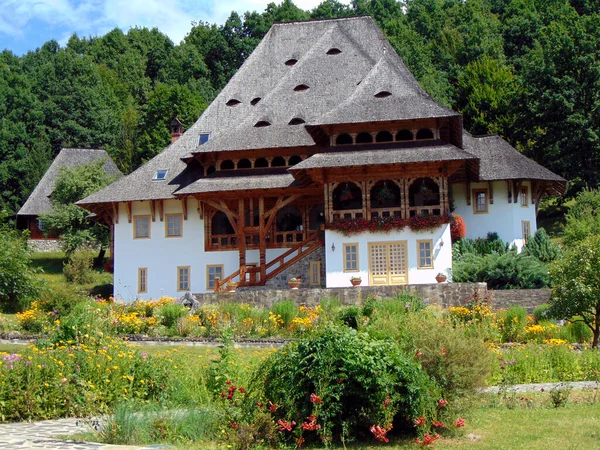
[513,180,522,203]
[112,203,119,224]
[259,197,266,282]
[466,180,471,206]
[150,200,156,222]
[488,182,494,205]
[125,201,132,223]
[157,199,164,222]
[506,180,512,203]
[181,198,188,220]
[197,200,204,220]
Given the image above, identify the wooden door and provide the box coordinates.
[368,241,408,286]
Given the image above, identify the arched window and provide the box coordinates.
[356,132,373,144]
[336,133,353,145]
[370,180,401,208]
[254,157,268,168]
[206,166,216,175]
[288,155,302,166]
[409,178,440,207]
[276,206,303,232]
[220,160,234,170]
[212,211,234,235]
[416,128,434,140]
[332,182,363,211]
[309,205,324,230]
[237,159,252,169]
[375,131,393,143]
[396,129,413,141]
[272,156,286,167]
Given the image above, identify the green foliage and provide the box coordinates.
[452,250,550,289]
[562,189,600,245]
[255,325,439,444]
[40,160,116,255]
[532,303,551,323]
[337,306,360,329]
[0,223,41,312]
[550,234,600,347]
[63,250,95,284]
[158,303,188,329]
[270,299,297,327]
[522,228,561,263]
[496,306,528,342]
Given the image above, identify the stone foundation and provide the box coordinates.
[194,282,488,308]
[28,239,63,252]
[263,247,326,289]
[490,289,551,313]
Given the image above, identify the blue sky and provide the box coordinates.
[0,0,340,55]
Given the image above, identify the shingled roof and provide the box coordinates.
[18,148,121,216]
[78,16,565,207]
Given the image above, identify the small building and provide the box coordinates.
[77,16,565,300]
[17,148,122,239]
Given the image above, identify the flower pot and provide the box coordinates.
[227,287,237,293]
[351,280,362,287]
[103,260,114,273]
[435,275,447,283]
[288,282,300,289]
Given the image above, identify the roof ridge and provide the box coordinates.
[272,15,371,26]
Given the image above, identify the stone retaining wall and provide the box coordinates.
[193,282,488,308]
[490,289,551,313]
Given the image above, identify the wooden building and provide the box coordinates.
[77,16,565,300]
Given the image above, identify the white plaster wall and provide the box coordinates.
[452,181,538,251]
[113,198,287,301]
[324,224,452,287]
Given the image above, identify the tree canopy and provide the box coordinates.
[2,0,599,222]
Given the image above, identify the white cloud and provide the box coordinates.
[0,0,352,49]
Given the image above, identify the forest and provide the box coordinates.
[1,0,599,221]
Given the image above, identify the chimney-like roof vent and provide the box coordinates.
[226,99,241,107]
[285,58,298,66]
[326,48,342,55]
[294,84,309,92]
[288,118,306,125]
[375,91,392,98]
[254,120,271,127]
[250,97,261,105]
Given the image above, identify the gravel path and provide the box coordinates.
[482,380,600,393]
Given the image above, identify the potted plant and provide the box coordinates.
[288,277,301,289]
[435,273,447,283]
[350,276,362,287]
[226,281,238,292]
[376,184,395,204]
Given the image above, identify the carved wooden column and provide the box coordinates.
[238,198,246,283]
[258,197,266,283]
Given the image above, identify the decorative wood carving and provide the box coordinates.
[488,182,494,205]
[157,199,164,221]
[181,198,188,220]
[125,201,132,223]
[150,200,156,222]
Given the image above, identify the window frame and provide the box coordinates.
[206,264,224,290]
[522,220,531,245]
[309,261,321,286]
[152,169,168,181]
[417,239,434,269]
[177,266,191,292]
[472,188,489,214]
[520,186,529,207]
[165,213,183,238]
[138,267,148,294]
[133,215,151,239]
[343,243,360,272]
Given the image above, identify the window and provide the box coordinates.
[165,213,182,237]
[153,169,168,181]
[199,132,210,145]
[309,261,321,286]
[206,265,223,290]
[417,240,433,269]
[520,186,528,207]
[177,266,190,291]
[343,243,359,272]
[138,268,148,293]
[134,215,151,238]
[522,221,531,245]
[472,189,488,214]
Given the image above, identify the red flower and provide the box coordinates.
[370,424,392,443]
[432,420,445,428]
[413,416,426,427]
[225,380,232,385]
[228,421,237,429]
[415,350,424,358]
[302,415,321,431]
[310,393,322,404]
[438,399,448,408]
[296,437,305,448]
[415,432,440,446]
[268,401,277,413]
[256,401,263,408]
[383,395,391,408]
[454,418,465,428]
[277,419,296,432]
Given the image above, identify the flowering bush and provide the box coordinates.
[254,325,440,445]
[326,215,448,236]
[450,213,466,242]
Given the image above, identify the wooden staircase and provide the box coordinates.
[214,231,323,291]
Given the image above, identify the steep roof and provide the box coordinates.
[177,172,299,195]
[18,148,121,216]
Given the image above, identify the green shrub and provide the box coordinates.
[497,306,528,342]
[0,225,41,312]
[270,300,297,327]
[533,303,551,323]
[159,303,188,329]
[338,306,360,329]
[522,229,561,263]
[63,250,95,284]
[254,325,440,444]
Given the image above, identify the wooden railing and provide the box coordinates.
[211,234,237,248]
[274,230,305,245]
[332,209,364,221]
[370,208,403,219]
[214,231,323,290]
[407,206,442,217]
